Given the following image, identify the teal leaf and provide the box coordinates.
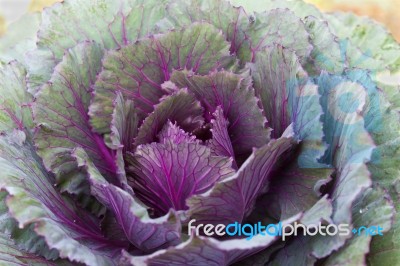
[305,72,376,258]
[325,186,394,266]
[249,45,326,167]
[325,12,400,73]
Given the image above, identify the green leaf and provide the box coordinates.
[28,0,169,93]
[260,166,333,221]
[159,0,247,56]
[300,195,334,227]
[38,0,166,57]
[0,192,59,260]
[106,92,138,193]
[232,242,285,266]
[267,196,334,266]
[368,196,400,266]
[230,0,385,75]
[163,0,311,64]
[229,0,322,18]
[89,23,235,134]
[33,41,119,195]
[0,232,74,266]
[134,89,204,146]
[302,16,345,74]
[249,45,326,167]
[325,186,395,266]
[236,9,312,63]
[351,67,400,265]
[325,12,400,73]
[107,92,138,154]
[303,16,383,75]
[0,61,33,133]
[0,131,125,266]
[160,0,244,35]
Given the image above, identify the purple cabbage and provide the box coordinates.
[0,0,399,265]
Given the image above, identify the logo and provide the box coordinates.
[188,219,384,241]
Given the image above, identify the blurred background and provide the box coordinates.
[0,0,399,41]
[0,0,61,35]
[305,0,400,41]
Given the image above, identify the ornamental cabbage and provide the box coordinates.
[0,0,399,265]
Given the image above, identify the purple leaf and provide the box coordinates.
[106,92,138,194]
[0,131,126,266]
[208,106,237,168]
[158,121,198,145]
[126,141,235,215]
[134,89,204,146]
[73,148,182,252]
[187,126,297,225]
[107,92,138,154]
[123,213,302,266]
[170,70,271,160]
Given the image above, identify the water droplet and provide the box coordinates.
[249,15,256,24]
[73,220,76,223]
[359,209,363,214]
